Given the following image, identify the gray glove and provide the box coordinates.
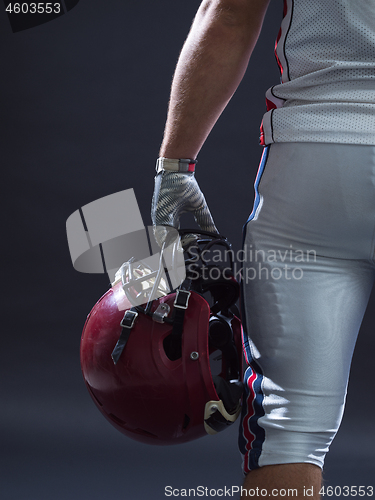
[151,166,218,244]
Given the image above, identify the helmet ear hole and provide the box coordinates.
[163,333,182,361]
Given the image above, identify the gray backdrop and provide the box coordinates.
[1,1,374,499]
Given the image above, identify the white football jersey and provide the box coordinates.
[260,0,375,145]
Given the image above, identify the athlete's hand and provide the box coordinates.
[151,169,218,245]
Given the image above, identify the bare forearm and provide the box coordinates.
[159,0,270,159]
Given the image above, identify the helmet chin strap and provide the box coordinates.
[111,288,191,365]
[111,307,139,365]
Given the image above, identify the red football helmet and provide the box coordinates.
[80,230,243,445]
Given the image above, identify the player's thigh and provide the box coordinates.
[239,142,375,471]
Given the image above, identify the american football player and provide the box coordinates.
[151,0,375,498]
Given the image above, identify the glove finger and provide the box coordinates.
[193,198,219,234]
[176,175,218,233]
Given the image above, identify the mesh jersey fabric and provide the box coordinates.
[260,0,375,145]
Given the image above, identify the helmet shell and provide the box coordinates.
[80,282,242,445]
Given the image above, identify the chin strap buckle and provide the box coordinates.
[173,289,191,309]
[120,309,138,329]
[111,308,138,365]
